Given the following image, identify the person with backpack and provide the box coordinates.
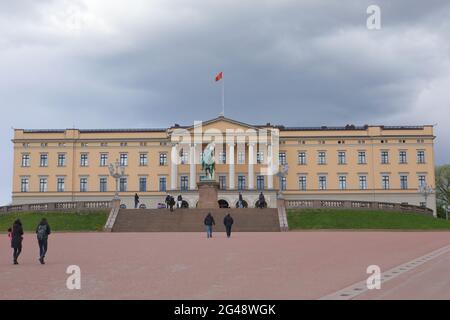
[36,218,51,265]
[204,213,215,238]
[11,219,23,265]
[223,213,234,238]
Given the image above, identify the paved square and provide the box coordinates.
[1,231,450,299]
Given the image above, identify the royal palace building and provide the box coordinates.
[11,116,437,213]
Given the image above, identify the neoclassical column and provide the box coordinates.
[190,144,196,190]
[267,144,274,190]
[170,144,178,190]
[248,142,255,190]
[228,143,235,190]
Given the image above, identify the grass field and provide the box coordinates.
[288,209,450,230]
[0,211,109,232]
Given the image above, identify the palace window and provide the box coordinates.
[218,152,227,164]
[100,153,108,167]
[139,153,148,166]
[219,176,227,190]
[399,151,407,164]
[299,176,307,191]
[256,151,264,164]
[318,176,327,190]
[21,154,30,167]
[159,177,167,192]
[256,175,265,190]
[381,151,389,164]
[159,153,168,166]
[358,151,366,164]
[119,178,128,192]
[359,176,368,190]
[21,178,29,193]
[418,175,426,188]
[400,175,408,190]
[237,151,245,164]
[80,178,88,192]
[279,152,287,165]
[338,151,346,165]
[180,176,189,191]
[58,154,66,167]
[382,175,390,190]
[180,150,189,165]
[339,176,347,190]
[40,154,48,167]
[139,177,147,192]
[237,175,246,190]
[39,178,48,193]
[80,154,88,167]
[298,152,306,165]
[318,152,326,165]
[57,178,65,192]
[100,177,108,192]
[119,153,128,166]
[417,150,425,164]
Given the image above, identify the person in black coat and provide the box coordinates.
[36,218,51,265]
[11,219,24,265]
[165,194,171,209]
[204,213,216,238]
[223,214,234,238]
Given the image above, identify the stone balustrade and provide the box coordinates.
[0,201,112,214]
[286,199,434,216]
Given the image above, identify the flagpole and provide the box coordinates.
[222,74,225,116]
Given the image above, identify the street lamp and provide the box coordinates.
[108,159,126,200]
[417,184,433,208]
[276,163,289,198]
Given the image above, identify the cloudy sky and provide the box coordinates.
[1,0,449,205]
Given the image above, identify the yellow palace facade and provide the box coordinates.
[11,116,436,213]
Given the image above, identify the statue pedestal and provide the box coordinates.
[197,181,220,209]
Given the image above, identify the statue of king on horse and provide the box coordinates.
[202,142,216,180]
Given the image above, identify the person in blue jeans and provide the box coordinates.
[36,218,51,264]
[204,213,216,238]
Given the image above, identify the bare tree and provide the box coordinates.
[436,165,450,207]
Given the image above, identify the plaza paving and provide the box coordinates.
[1,231,450,300]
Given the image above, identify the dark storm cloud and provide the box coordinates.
[0,0,449,204]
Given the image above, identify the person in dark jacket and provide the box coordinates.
[258,192,266,209]
[204,213,216,238]
[134,193,140,209]
[11,219,24,265]
[36,218,51,264]
[223,214,234,238]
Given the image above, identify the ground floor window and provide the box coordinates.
[139,177,147,192]
[21,178,29,193]
[257,175,265,190]
[159,177,167,192]
[238,175,246,190]
[119,178,128,192]
[100,177,108,192]
[219,176,227,190]
[180,176,189,191]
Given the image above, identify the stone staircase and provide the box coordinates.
[112,208,281,232]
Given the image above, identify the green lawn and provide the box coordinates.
[0,211,109,232]
[288,209,450,230]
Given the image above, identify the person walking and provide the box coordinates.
[134,193,140,209]
[204,213,215,238]
[11,219,23,265]
[177,194,183,208]
[223,213,234,238]
[258,192,266,209]
[36,218,51,264]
